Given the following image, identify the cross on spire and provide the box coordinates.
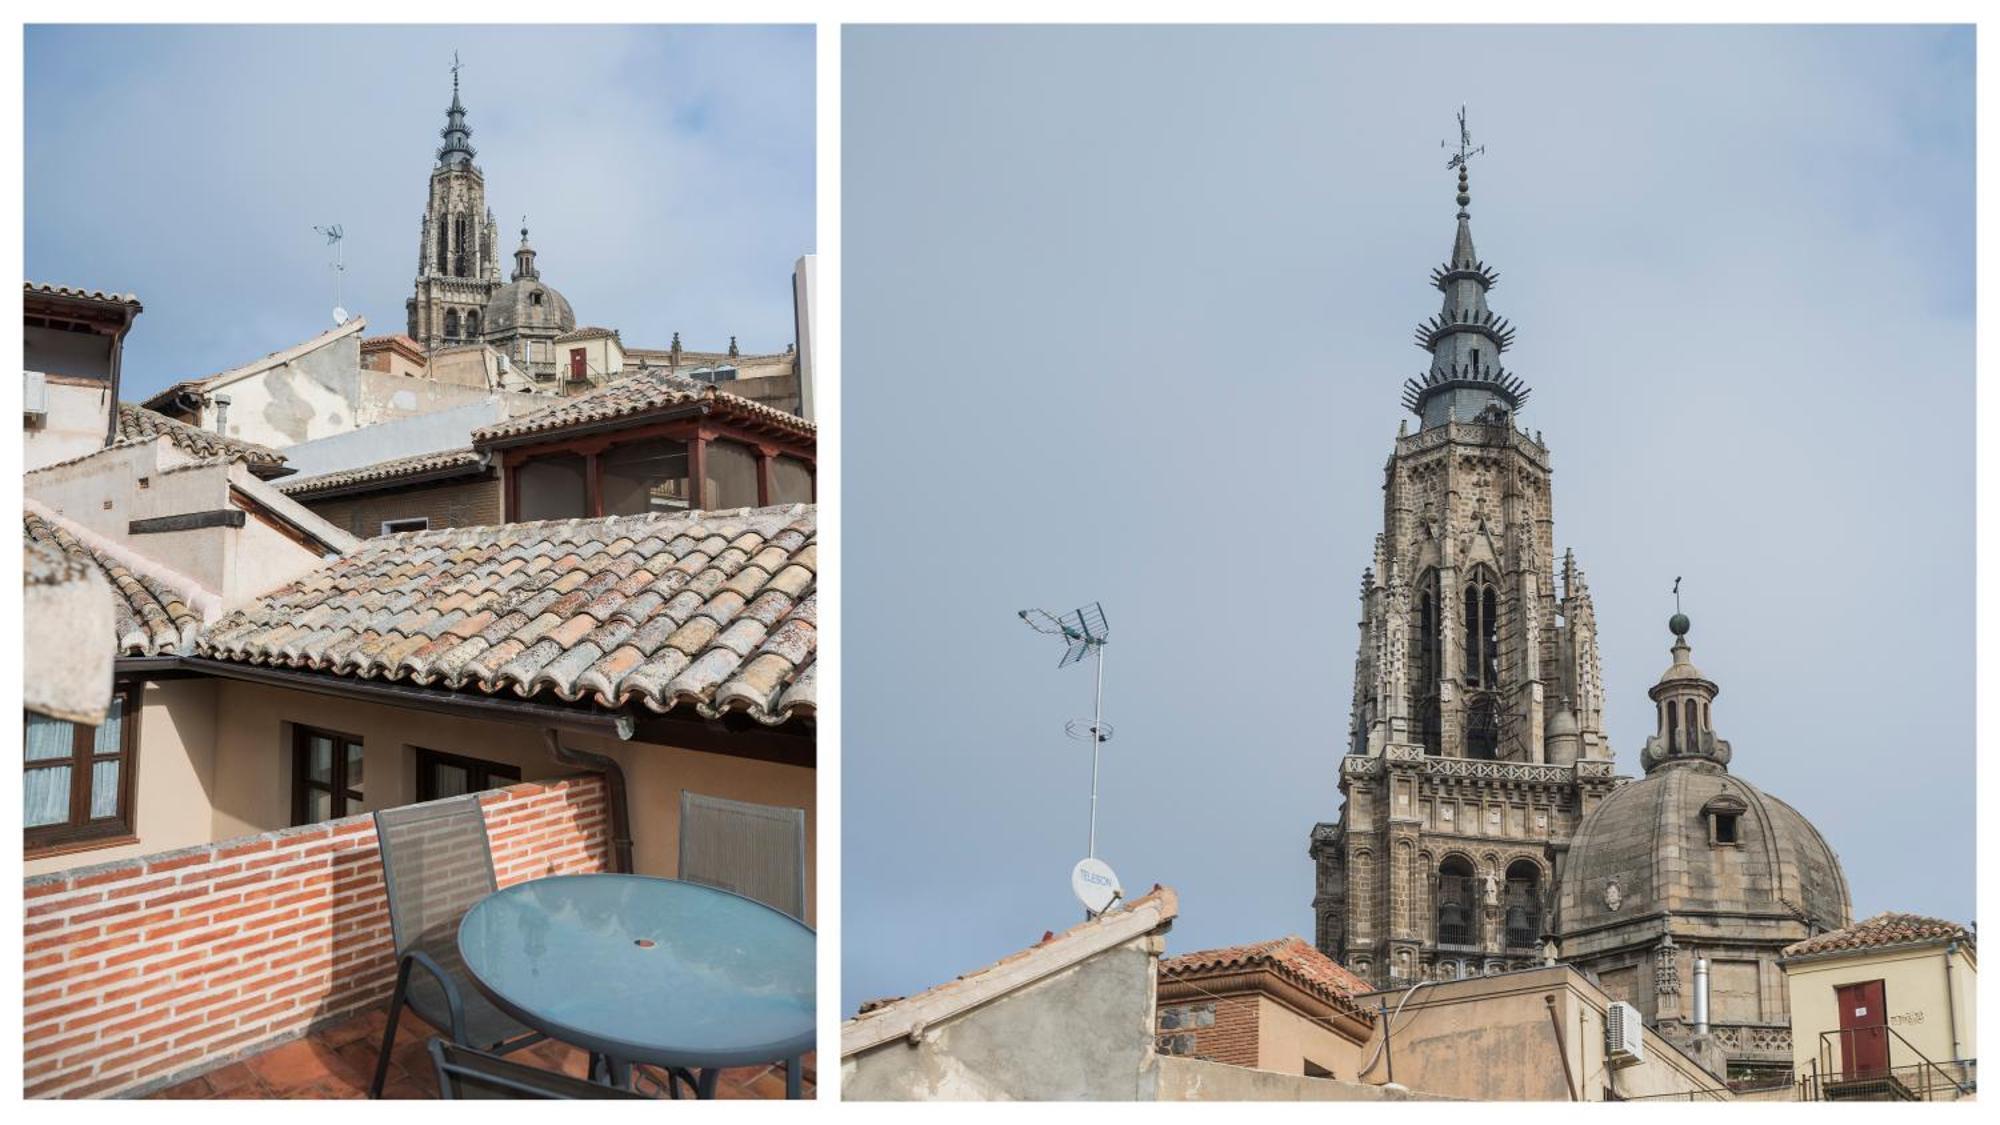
[1441,105,1485,218]
[451,50,462,93]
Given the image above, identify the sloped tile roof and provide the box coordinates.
[198,505,816,725]
[472,368,814,446]
[1783,912,1973,961]
[26,281,143,309]
[275,447,486,498]
[1161,936,1375,1016]
[23,510,203,656]
[117,403,289,476]
[844,887,1180,1053]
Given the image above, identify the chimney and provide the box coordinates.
[211,394,232,435]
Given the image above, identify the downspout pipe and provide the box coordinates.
[1943,940,1962,1065]
[1544,994,1578,1102]
[1693,957,1710,1037]
[544,729,634,874]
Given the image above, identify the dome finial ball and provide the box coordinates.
[1669,612,1690,638]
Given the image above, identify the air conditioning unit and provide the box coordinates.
[23,371,48,420]
[1606,1000,1645,1067]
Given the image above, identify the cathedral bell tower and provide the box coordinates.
[1309,111,1623,989]
[407,54,501,350]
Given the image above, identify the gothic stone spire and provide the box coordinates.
[1402,107,1529,428]
[438,52,477,169]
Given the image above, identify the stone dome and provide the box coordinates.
[1554,760,1851,942]
[484,278,575,336]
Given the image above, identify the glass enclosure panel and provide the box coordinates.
[25,767,70,827]
[25,714,71,761]
[601,439,690,516]
[772,456,813,504]
[90,760,121,819]
[705,440,760,509]
[307,789,333,823]
[434,763,471,799]
[346,742,365,791]
[90,695,125,756]
[306,736,333,784]
[516,453,589,522]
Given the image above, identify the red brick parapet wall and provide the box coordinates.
[24,776,609,1099]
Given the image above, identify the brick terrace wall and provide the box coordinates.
[23,775,607,1099]
[297,475,500,539]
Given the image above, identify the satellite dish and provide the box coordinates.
[332,306,350,327]
[1071,856,1123,917]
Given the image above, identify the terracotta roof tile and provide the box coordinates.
[471,368,813,446]
[1161,936,1375,1016]
[274,447,487,498]
[23,510,203,656]
[198,505,816,725]
[25,280,143,309]
[117,403,289,476]
[1783,912,1973,961]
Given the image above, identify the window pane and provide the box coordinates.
[25,766,71,827]
[307,736,333,784]
[307,788,333,823]
[601,440,690,516]
[772,456,813,505]
[434,763,471,799]
[91,695,125,756]
[705,441,759,509]
[25,714,72,761]
[90,760,121,819]
[345,741,365,791]
[516,453,589,521]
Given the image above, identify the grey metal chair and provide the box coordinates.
[678,790,808,921]
[429,1038,647,1100]
[370,796,546,1099]
[678,790,810,1097]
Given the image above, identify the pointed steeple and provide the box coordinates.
[437,52,477,169]
[1401,108,1529,429]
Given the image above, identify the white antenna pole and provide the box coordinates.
[1088,643,1105,859]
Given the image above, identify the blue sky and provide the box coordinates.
[842,25,1974,1012]
[25,25,814,400]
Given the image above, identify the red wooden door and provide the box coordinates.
[1835,980,1889,1079]
[570,348,587,378]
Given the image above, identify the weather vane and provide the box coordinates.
[451,50,462,90]
[1442,104,1485,171]
[1673,576,1683,614]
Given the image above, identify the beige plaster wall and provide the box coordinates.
[1253,995,1369,1081]
[559,335,625,380]
[1364,967,1722,1101]
[203,681,816,921]
[1785,944,1977,1077]
[24,378,113,471]
[27,680,220,878]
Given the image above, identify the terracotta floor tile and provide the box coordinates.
[202,1062,261,1097]
[153,1076,213,1099]
[246,1039,337,1091]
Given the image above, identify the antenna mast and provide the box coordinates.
[313,224,346,322]
[1019,602,1113,858]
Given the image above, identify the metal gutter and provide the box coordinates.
[116,655,634,740]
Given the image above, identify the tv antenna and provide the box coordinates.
[1020,601,1122,917]
[313,224,348,325]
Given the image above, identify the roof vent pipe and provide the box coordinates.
[211,394,231,435]
[1693,957,1710,1037]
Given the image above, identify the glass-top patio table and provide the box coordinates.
[457,873,815,1098]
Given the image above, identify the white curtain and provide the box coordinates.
[25,713,72,827]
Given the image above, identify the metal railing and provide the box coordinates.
[1800,1025,1974,1102]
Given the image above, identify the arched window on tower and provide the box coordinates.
[1462,571,1499,689]
[1413,570,1442,755]
[1436,857,1476,946]
[436,220,448,275]
[1667,699,1679,750]
[443,309,460,341]
[1684,700,1698,748]
[465,310,480,341]
[1504,860,1542,947]
[1465,694,1500,761]
[454,216,470,277]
